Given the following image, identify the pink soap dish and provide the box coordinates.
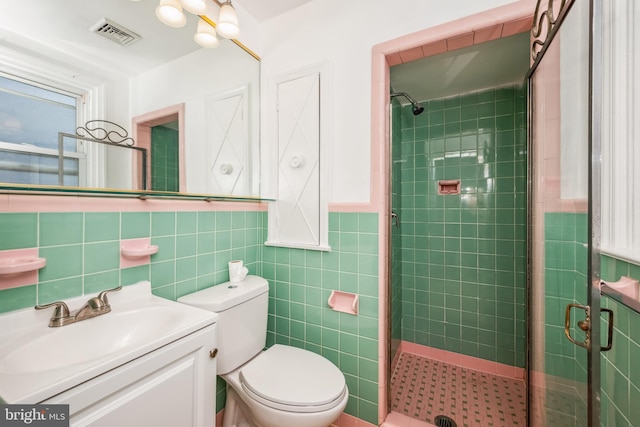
[328,290,359,315]
[121,245,159,258]
[601,276,639,300]
[0,257,47,275]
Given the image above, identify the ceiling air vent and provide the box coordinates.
[90,18,141,47]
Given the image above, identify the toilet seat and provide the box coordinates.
[239,345,347,414]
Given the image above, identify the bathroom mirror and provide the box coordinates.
[0,0,261,200]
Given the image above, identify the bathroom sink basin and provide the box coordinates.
[0,306,184,375]
[0,281,217,404]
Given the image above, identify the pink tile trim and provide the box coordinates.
[382,411,436,427]
[120,238,154,269]
[398,46,424,63]
[473,24,504,44]
[399,341,525,380]
[2,194,268,213]
[132,103,186,192]
[0,248,40,290]
[332,412,377,427]
[386,53,403,67]
[503,16,535,37]
[216,409,224,426]
[421,40,448,58]
[446,32,474,51]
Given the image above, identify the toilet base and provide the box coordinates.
[222,386,254,427]
[220,375,347,427]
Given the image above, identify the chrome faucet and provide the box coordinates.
[35,286,122,327]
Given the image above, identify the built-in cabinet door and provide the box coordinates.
[273,72,321,247]
[206,87,250,196]
[528,0,602,426]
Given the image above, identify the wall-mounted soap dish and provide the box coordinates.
[438,179,461,195]
[601,276,639,300]
[120,238,158,269]
[0,257,46,275]
[328,290,358,315]
[121,245,159,258]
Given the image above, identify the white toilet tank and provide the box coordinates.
[178,275,269,374]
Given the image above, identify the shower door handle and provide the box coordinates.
[391,212,399,228]
[564,303,590,349]
[564,303,614,351]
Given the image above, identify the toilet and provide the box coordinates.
[178,275,348,427]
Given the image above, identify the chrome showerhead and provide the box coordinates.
[411,104,424,115]
[390,91,424,116]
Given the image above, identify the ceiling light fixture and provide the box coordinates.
[155,0,187,28]
[155,0,240,48]
[180,0,207,15]
[194,18,220,48]
[216,1,239,39]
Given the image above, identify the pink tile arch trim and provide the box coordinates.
[382,411,436,427]
[399,341,525,380]
[374,1,536,61]
[216,410,224,426]
[132,103,186,193]
[120,238,154,269]
[421,40,448,58]
[2,194,268,213]
[0,248,40,290]
[446,32,474,51]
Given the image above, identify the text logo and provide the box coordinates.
[0,405,69,427]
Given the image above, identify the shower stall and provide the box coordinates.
[387,30,531,425]
[385,1,637,426]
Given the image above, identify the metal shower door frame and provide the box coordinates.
[526,0,605,426]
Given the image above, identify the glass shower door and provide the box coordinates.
[528,0,602,426]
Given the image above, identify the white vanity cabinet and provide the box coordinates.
[42,324,217,427]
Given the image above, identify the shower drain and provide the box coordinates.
[434,415,458,427]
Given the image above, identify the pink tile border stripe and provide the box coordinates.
[399,341,525,380]
[332,412,377,427]
[217,409,375,427]
[382,411,436,427]
[1,194,268,213]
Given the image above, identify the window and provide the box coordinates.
[0,74,82,186]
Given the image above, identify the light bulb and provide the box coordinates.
[156,0,187,28]
[194,19,219,48]
[216,1,239,39]
[180,0,206,15]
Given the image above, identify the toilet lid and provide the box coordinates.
[239,345,346,412]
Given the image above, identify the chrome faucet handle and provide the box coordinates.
[35,301,73,327]
[97,285,123,306]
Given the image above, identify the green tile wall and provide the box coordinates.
[262,212,380,425]
[532,212,589,426]
[390,97,403,364]
[600,255,640,427]
[151,125,180,192]
[0,209,379,425]
[394,85,527,367]
[0,210,262,312]
[542,212,588,383]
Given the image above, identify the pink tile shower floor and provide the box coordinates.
[390,352,526,427]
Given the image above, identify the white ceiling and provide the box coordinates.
[0,0,311,78]
[0,0,530,102]
[235,0,315,22]
[390,32,531,104]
